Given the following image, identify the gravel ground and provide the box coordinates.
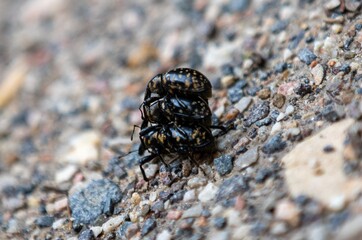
[0,0,362,239]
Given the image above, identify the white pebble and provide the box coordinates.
[156,229,172,240]
[331,24,343,34]
[283,49,293,61]
[102,215,125,233]
[211,205,224,216]
[149,191,158,202]
[144,164,158,179]
[328,195,346,211]
[55,165,78,183]
[285,105,295,116]
[277,113,286,122]
[275,199,300,227]
[90,226,103,237]
[187,177,207,188]
[62,131,101,165]
[198,182,218,202]
[271,122,282,135]
[234,97,252,113]
[324,0,340,10]
[183,189,196,202]
[52,218,66,230]
[243,59,253,70]
[311,64,325,86]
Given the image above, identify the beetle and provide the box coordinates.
[144,68,212,101]
[140,94,212,129]
[138,123,215,181]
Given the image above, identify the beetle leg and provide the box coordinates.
[210,122,234,137]
[158,154,169,167]
[139,154,157,181]
[187,154,208,178]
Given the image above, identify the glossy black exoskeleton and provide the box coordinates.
[138,123,215,181]
[140,95,212,129]
[144,68,212,101]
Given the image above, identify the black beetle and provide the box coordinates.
[144,68,212,101]
[140,95,212,129]
[138,123,215,181]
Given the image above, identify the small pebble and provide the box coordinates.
[234,96,252,113]
[213,217,227,229]
[221,75,237,88]
[234,147,259,171]
[328,195,346,211]
[270,222,289,235]
[183,189,196,202]
[208,230,229,240]
[285,105,295,116]
[272,94,286,108]
[69,179,122,226]
[271,122,282,135]
[144,164,159,179]
[140,204,150,216]
[35,215,55,228]
[187,177,207,188]
[298,48,317,65]
[274,62,288,74]
[78,229,94,240]
[227,80,247,103]
[277,112,286,121]
[52,218,66,230]
[262,134,287,154]
[324,0,340,10]
[258,88,271,99]
[331,24,343,34]
[214,155,233,176]
[62,131,101,165]
[255,168,273,183]
[198,183,218,202]
[283,49,294,61]
[166,210,183,220]
[275,199,300,227]
[294,83,312,96]
[311,64,325,85]
[91,226,103,237]
[141,218,157,236]
[182,204,203,218]
[244,101,270,127]
[131,192,141,206]
[156,229,172,240]
[323,144,335,153]
[55,165,78,184]
[216,175,248,201]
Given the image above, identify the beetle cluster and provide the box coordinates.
[136,68,222,181]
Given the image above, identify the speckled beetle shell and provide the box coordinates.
[144,68,212,100]
[139,124,215,155]
[141,95,212,128]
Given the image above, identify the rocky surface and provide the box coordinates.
[0,0,362,239]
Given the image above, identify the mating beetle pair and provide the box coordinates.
[136,68,222,181]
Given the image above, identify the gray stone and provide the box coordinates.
[234,147,259,171]
[216,175,248,201]
[141,218,156,236]
[244,101,270,127]
[298,48,317,65]
[262,134,287,154]
[214,155,233,176]
[69,179,122,226]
